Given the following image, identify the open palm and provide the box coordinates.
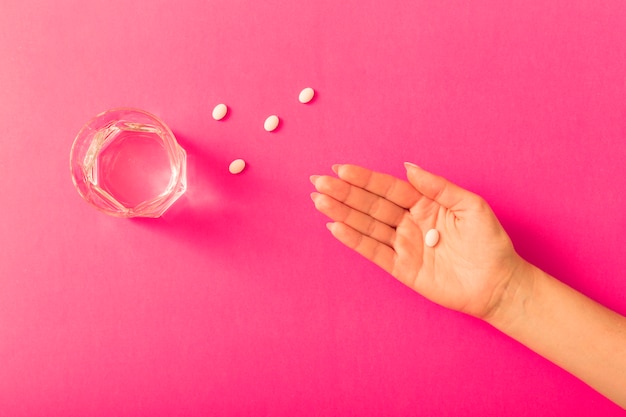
[310,163,524,319]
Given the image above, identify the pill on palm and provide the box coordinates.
[264,115,279,131]
[298,87,315,104]
[229,158,246,174]
[424,229,440,248]
[212,103,228,120]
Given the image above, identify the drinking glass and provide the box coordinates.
[70,108,187,218]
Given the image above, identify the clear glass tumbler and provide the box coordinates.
[70,108,187,218]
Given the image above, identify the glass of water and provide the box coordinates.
[70,108,187,218]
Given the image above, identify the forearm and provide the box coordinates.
[486,261,626,409]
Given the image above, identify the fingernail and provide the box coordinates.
[404,162,420,170]
[310,192,320,202]
[325,222,335,232]
[309,175,320,185]
[331,164,341,174]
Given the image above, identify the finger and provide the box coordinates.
[334,164,420,209]
[404,162,476,211]
[311,192,396,246]
[326,222,396,276]
[311,175,406,228]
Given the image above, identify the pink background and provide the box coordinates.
[1,0,625,415]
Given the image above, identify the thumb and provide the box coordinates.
[404,162,475,211]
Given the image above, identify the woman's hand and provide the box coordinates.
[312,163,626,408]
[310,163,526,320]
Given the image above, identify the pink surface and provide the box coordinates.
[1,0,625,415]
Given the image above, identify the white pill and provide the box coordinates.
[212,103,228,120]
[298,87,315,104]
[264,115,279,132]
[424,228,440,248]
[228,158,246,175]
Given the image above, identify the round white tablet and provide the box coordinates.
[228,158,246,175]
[424,228,440,248]
[298,87,315,104]
[212,103,228,120]
[264,115,279,132]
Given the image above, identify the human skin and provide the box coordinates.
[310,163,626,409]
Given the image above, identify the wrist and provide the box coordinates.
[483,257,541,333]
